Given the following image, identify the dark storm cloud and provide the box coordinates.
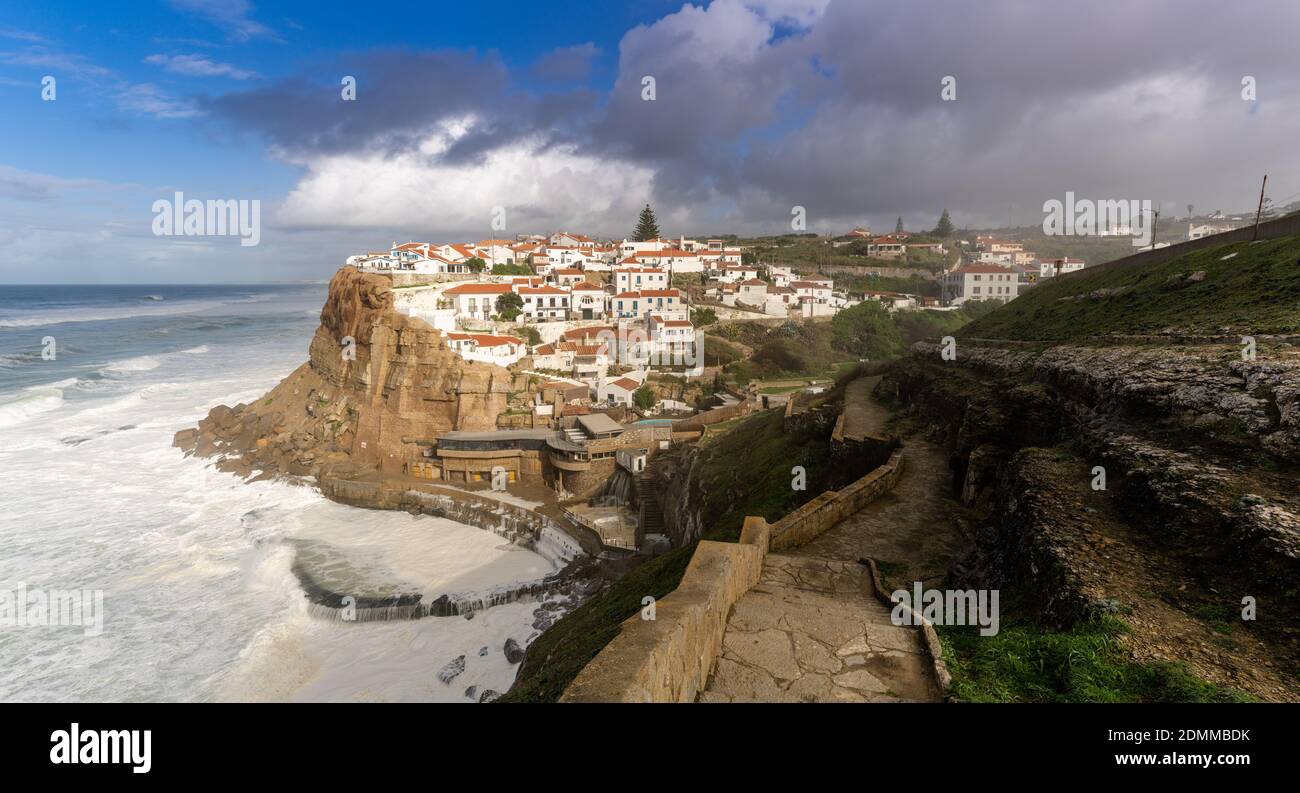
[204,50,515,155]
[204,0,1300,235]
[530,42,601,83]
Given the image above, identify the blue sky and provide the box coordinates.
[2,0,1299,283]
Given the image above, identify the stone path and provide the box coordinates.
[801,435,968,590]
[701,376,968,703]
[839,375,889,442]
[700,554,939,702]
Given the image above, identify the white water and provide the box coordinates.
[0,299,556,703]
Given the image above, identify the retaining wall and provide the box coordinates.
[770,448,905,551]
[559,447,906,702]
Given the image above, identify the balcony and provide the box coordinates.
[549,451,590,471]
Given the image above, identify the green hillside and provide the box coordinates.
[960,234,1300,341]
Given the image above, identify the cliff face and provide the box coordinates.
[175,267,510,480]
[883,340,1300,700]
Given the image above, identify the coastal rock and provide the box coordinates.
[437,655,466,685]
[173,267,512,486]
[478,689,501,703]
[504,638,525,664]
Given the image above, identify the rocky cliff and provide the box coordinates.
[882,339,1300,700]
[174,267,510,481]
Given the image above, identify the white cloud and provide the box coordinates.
[116,83,201,119]
[144,54,258,80]
[275,118,654,236]
[168,0,277,42]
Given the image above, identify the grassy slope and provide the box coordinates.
[939,615,1254,703]
[499,408,834,702]
[937,240,1286,701]
[961,234,1300,340]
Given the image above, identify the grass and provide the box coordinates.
[961,234,1300,340]
[939,614,1255,703]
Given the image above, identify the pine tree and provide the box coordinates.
[634,204,661,241]
[895,216,904,234]
[933,209,954,238]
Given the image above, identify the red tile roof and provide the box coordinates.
[444,283,513,295]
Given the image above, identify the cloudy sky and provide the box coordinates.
[2,0,1298,283]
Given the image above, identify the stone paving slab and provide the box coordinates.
[700,554,940,703]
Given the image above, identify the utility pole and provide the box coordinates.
[1150,209,1159,250]
[1253,174,1268,241]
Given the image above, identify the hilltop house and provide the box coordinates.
[570,282,608,320]
[445,333,527,366]
[518,285,571,321]
[443,282,514,321]
[941,263,1021,306]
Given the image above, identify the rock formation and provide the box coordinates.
[883,339,1300,700]
[174,266,511,481]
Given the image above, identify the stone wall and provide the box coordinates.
[770,448,905,551]
[671,399,754,433]
[560,516,771,702]
[559,449,906,702]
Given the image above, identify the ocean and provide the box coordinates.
[0,284,555,702]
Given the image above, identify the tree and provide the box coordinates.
[932,209,955,238]
[634,204,660,241]
[895,216,904,234]
[632,385,657,410]
[517,325,542,346]
[491,262,532,275]
[495,291,523,321]
[829,301,904,361]
[691,307,718,327]
[466,257,487,273]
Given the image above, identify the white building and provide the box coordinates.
[569,282,607,320]
[442,283,515,321]
[445,333,527,366]
[941,264,1021,306]
[613,267,669,294]
[598,375,643,407]
[611,289,685,320]
[790,279,833,304]
[1037,257,1086,278]
[518,285,571,321]
[1188,222,1238,240]
[631,249,703,274]
[735,279,768,307]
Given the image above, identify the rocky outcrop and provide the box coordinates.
[885,340,1300,700]
[174,266,510,481]
[902,340,1300,461]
